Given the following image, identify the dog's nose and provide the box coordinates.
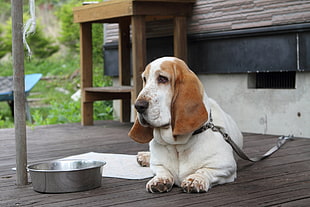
[135,99,149,113]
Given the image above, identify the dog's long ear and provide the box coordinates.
[171,59,209,136]
[128,118,153,143]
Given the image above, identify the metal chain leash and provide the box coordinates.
[205,122,294,162]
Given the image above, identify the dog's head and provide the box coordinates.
[128,57,209,143]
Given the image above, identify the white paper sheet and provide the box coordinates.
[61,152,154,180]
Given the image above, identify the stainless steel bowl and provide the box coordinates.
[28,159,106,193]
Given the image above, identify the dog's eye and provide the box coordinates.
[157,75,168,84]
[143,77,147,83]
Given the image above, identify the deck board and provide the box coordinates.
[0,121,309,206]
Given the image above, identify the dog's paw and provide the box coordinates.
[146,176,174,193]
[181,174,210,193]
[137,151,150,167]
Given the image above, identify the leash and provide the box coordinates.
[193,122,294,162]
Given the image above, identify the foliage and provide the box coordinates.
[0,1,11,22]
[0,54,113,128]
[32,99,113,126]
[0,25,10,59]
[0,0,112,129]
[55,0,80,54]
[1,16,59,59]
[0,106,14,128]
[55,0,104,64]
[32,100,81,125]
[25,26,60,59]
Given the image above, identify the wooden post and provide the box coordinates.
[80,23,93,125]
[12,0,28,186]
[174,16,188,62]
[131,15,146,100]
[118,19,131,122]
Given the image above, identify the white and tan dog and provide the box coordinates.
[128,57,243,193]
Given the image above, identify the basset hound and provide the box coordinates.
[128,57,243,193]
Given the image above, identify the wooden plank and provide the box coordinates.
[73,0,195,23]
[84,90,131,102]
[73,0,133,23]
[133,0,196,2]
[118,21,131,87]
[85,86,133,93]
[174,16,188,62]
[80,23,93,126]
[118,19,132,122]
[133,2,193,17]
[131,15,146,100]
[0,123,309,206]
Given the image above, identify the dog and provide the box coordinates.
[128,57,243,193]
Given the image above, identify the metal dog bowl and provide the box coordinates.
[28,159,106,193]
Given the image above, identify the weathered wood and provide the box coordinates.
[174,16,188,62]
[132,15,146,100]
[118,19,132,122]
[11,0,28,186]
[73,0,195,23]
[85,86,133,93]
[118,20,131,87]
[0,121,309,206]
[133,2,194,17]
[83,87,132,102]
[80,23,93,126]
[73,0,133,23]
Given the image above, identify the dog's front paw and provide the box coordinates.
[146,176,174,193]
[181,174,210,193]
[137,151,150,167]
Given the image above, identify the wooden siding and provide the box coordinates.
[189,0,310,32]
[104,0,310,43]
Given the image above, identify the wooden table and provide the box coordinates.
[73,0,195,125]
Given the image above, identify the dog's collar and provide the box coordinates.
[192,110,213,135]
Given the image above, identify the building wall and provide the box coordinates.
[199,73,310,138]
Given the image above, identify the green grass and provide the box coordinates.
[0,54,113,128]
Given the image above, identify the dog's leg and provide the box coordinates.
[136,151,150,167]
[181,167,236,193]
[146,166,174,193]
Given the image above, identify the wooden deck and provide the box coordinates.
[1,120,309,206]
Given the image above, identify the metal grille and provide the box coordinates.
[255,71,296,89]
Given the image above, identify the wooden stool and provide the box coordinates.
[73,0,195,125]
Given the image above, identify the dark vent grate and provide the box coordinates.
[254,71,296,89]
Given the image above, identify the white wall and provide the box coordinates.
[112,72,310,138]
[199,73,310,138]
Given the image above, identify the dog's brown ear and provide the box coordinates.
[128,118,153,143]
[171,59,208,136]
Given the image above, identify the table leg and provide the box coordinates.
[131,16,146,101]
[174,16,188,62]
[80,23,93,125]
[118,19,131,122]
